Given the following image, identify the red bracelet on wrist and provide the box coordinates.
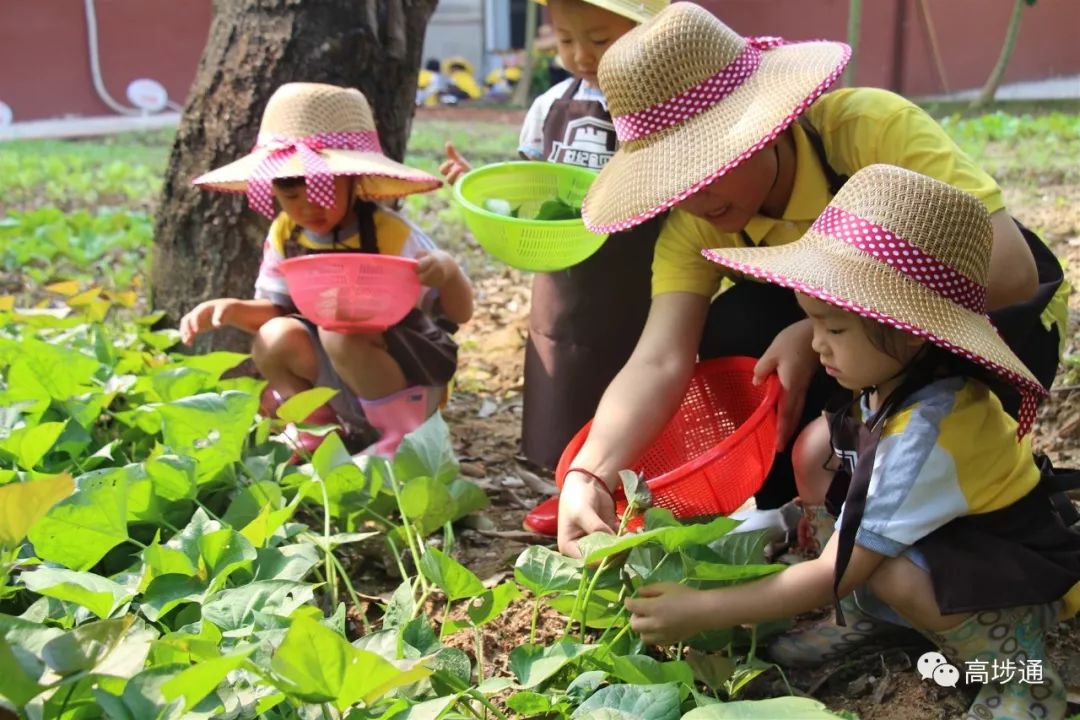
[565,467,617,501]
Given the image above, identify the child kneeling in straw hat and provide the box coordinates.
[624,164,1080,720]
[558,1,1065,559]
[180,83,473,459]
[441,0,669,536]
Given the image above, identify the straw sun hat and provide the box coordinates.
[194,83,441,218]
[583,2,850,233]
[533,0,668,24]
[704,164,1046,435]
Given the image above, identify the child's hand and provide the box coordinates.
[625,583,710,645]
[438,142,472,184]
[179,298,239,346]
[414,249,459,289]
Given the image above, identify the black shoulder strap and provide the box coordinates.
[797,116,849,197]
[1034,454,1080,527]
[354,200,379,254]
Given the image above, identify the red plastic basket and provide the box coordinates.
[555,356,781,518]
[278,253,421,333]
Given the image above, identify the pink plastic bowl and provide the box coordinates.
[278,253,421,333]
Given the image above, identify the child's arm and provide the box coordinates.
[179,298,286,346]
[415,250,474,325]
[624,534,887,646]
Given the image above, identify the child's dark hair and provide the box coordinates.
[425,58,441,72]
[272,176,306,190]
[863,316,1003,418]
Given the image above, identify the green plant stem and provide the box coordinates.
[607,621,633,648]
[466,689,509,720]
[325,549,370,634]
[193,497,223,522]
[747,624,758,662]
[578,503,638,640]
[441,599,452,634]
[563,565,591,638]
[529,597,541,644]
[474,626,486,683]
[316,478,339,609]
[385,536,411,585]
[579,556,611,641]
[386,464,428,596]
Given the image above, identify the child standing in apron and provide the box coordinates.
[625,165,1080,720]
[441,0,669,535]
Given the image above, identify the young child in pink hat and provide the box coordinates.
[180,83,473,458]
[627,164,1080,720]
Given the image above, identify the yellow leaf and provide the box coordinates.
[106,291,138,308]
[0,473,75,548]
[0,296,13,312]
[45,280,80,297]
[66,287,102,307]
[87,298,112,322]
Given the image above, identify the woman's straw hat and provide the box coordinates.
[194,83,441,218]
[533,0,668,24]
[704,164,1045,435]
[582,2,849,233]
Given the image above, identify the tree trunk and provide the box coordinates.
[151,0,438,352]
[970,0,1026,110]
[511,0,538,108]
[843,0,861,87]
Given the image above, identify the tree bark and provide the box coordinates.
[151,0,438,351]
[970,0,1026,110]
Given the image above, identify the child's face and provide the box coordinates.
[272,176,353,234]
[675,142,780,232]
[797,293,923,393]
[548,0,637,85]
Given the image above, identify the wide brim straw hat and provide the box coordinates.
[532,0,668,24]
[703,164,1046,435]
[194,83,441,218]
[583,2,850,233]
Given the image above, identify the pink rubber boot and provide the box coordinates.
[262,388,341,462]
[358,386,441,458]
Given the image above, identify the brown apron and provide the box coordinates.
[824,387,1080,623]
[521,79,662,469]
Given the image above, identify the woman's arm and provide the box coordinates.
[987,209,1037,310]
[557,291,710,555]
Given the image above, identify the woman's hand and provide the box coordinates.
[556,470,618,558]
[626,583,713,645]
[438,142,472,184]
[179,298,239,345]
[753,318,818,449]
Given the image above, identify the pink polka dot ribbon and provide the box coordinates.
[247,130,382,218]
[812,206,988,314]
[612,36,783,144]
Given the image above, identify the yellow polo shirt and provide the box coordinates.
[652,88,1005,298]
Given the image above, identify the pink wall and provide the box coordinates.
[2,0,1076,122]
[0,0,212,122]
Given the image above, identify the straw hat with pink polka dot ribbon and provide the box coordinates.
[194,83,441,219]
[582,2,850,233]
[704,164,1046,436]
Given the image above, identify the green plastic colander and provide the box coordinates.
[454,161,608,272]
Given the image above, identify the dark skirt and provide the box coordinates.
[296,308,458,431]
[916,482,1080,614]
